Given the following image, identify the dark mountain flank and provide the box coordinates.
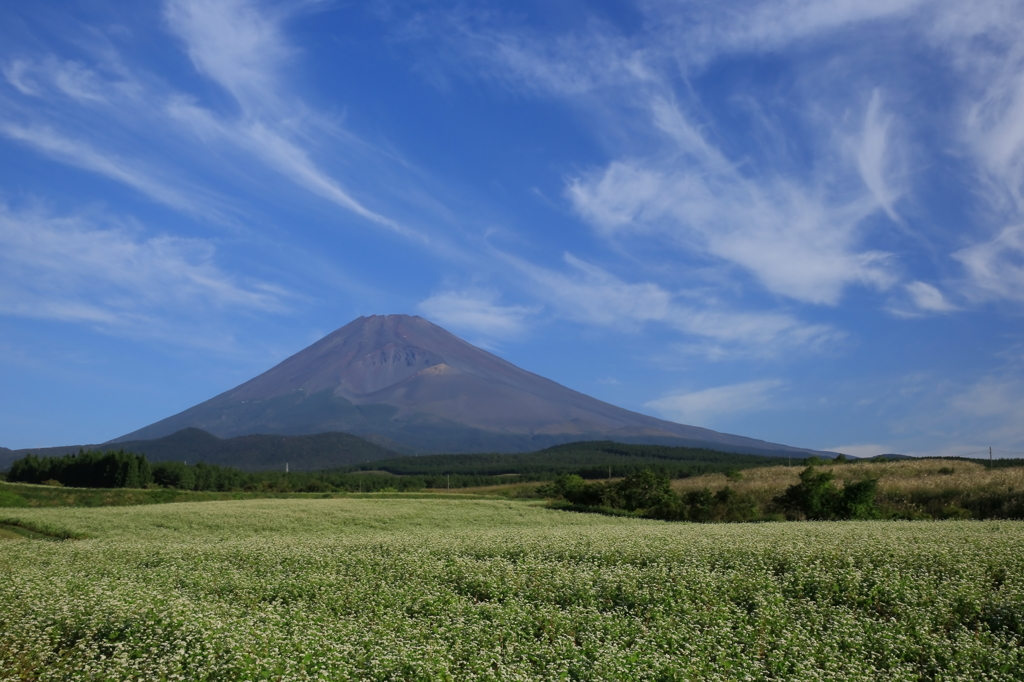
[114,428,398,472]
[113,314,833,456]
[0,446,15,473]
[3,430,398,473]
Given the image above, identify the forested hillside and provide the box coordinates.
[358,441,793,478]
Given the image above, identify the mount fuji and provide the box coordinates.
[114,315,832,457]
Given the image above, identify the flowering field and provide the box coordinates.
[1,499,1022,681]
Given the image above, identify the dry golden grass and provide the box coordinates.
[671,458,1024,507]
[426,481,546,498]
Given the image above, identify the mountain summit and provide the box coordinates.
[115,315,828,456]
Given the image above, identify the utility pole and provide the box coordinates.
[447,474,450,490]
[990,446,993,470]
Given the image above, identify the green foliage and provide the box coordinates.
[544,465,880,523]
[775,466,879,520]
[612,469,673,511]
[543,470,674,512]
[538,474,600,505]
[544,469,763,522]
[0,489,28,507]
[647,485,762,522]
[8,450,152,489]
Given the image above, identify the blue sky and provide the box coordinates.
[2,0,1024,457]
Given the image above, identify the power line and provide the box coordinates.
[953,450,989,458]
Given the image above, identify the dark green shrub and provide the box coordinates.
[775,466,878,520]
[614,469,673,511]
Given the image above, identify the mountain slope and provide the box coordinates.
[114,314,833,456]
[0,447,14,473]
[4,429,400,472]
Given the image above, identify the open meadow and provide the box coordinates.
[2,498,1023,681]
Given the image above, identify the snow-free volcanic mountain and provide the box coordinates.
[115,315,830,456]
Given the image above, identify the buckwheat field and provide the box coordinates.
[1,498,1022,681]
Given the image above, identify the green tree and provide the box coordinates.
[614,469,672,511]
[775,466,878,520]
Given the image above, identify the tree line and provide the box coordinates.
[5,450,535,492]
[359,441,795,478]
[8,450,152,489]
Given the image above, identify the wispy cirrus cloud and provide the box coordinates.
[161,0,421,240]
[953,225,1024,302]
[0,203,288,346]
[960,41,1024,214]
[2,56,138,103]
[418,289,537,339]
[499,251,839,357]
[905,281,958,313]
[0,122,222,219]
[853,90,903,223]
[566,151,897,305]
[421,7,905,307]
[645,380,786,427]
[409,0,1024,323]
[163,0,294,112]
[653,0,929,66]
[940,376,1024,457]
[1,0,426,245]
[893,371,1024,452]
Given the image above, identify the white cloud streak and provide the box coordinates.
[0,122,215,218]
[438,11,905,306]
[427,1,1024,316]
[854,89,902,222]
[947,375,1024,445]
[566,148,897,305]
[657,0,928,66]
[905,281,958,312]
[954,225,1024,302]
[161,0,419,239]
[501,252,839,357]
[3,59,41,95]
[2,0,423,245]
[0,204,288,343]
[645,380,786,427]
[963,54,1024,213]
[163,0,293,111]
[418,289,537,338]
